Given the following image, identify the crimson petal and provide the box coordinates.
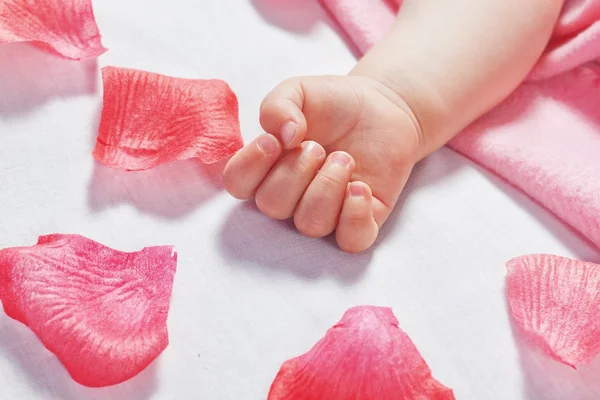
[93,66,244,171]
[0,0,107,60]
[507,254,600,367]
[0,234,177,387]
[268,306,455,400]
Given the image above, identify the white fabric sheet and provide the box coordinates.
[0,0,599,399]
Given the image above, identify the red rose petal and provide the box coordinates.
[0,234,177,387]
[506,254,600,367]
[0,0,107,60]
[268,306,455,400]
[93,66,244,171]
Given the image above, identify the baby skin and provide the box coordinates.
[224,0,564,253]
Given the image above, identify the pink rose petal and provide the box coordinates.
[93,66,244,171]
[0,0,107,60]
[507,254,600,367]
[268,306,455,400]
[0,234,177,387]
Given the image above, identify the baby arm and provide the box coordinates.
[354,0,565,159]
[223,0,564,253]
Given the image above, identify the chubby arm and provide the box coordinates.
[351,0,565,159]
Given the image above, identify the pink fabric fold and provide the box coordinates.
[320,0,600,249]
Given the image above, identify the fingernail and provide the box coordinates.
[257,135,278,154]
[280,121,298,147]
[330,152,351,167]
[303,142,325,159]
[349,182,365,197]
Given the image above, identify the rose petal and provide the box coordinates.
[93,66,244,171]
[268,306,455,400]
[0,0,107,60]
[506,254,600,367]
[0,234,177,387]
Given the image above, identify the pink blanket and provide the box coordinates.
[320,0,600,250]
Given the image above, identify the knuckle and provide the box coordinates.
[292,154,315,175]
[281,77,300,88]
[255,191,291,220]
[317,173,343,190]
[227,187,252,201]
[222,173,252,200]
[294,212,331,238]
[259,101,279,124]
[345,209,367,223]
[337,238,363,254]
[336,228,376,254]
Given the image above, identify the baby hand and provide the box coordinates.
[223,75,422,253]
